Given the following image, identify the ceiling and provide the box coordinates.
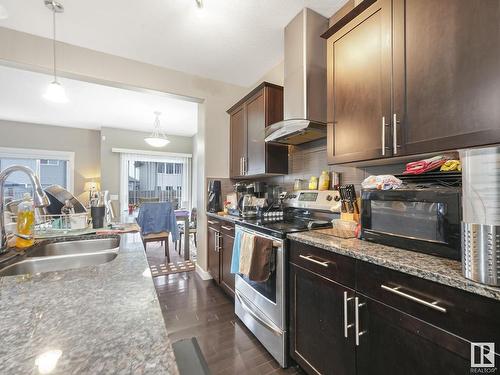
[0,65,199,136]
[0,0,346,86]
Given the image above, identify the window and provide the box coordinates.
[157,163,165,173]
[40,159,60,166]
[165,163,174,174]
[0,147,74,202]
[174,163,183,174]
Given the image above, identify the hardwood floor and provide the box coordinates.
[144,239,303,375]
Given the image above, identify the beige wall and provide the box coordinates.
[0,119,100,196]
[100,127,193,197]
[251,60,284,87]
[0,26,247,272]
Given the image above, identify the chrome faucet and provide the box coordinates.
[0,166,50,252]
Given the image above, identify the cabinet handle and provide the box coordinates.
[218,232,222,252]
[344,291,354,338]
[354,297,366,346]
[239,157,243,175]
[381,116,387,156]
[221,225,233,231]
[243,157,247,175]
[207,220,217,225]
[381,284,447,313]
[299,254,330,268]
[393,113,399,155]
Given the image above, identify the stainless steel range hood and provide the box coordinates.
[265,8,328,145]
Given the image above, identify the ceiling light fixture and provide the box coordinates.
[0,4,9,19]
[195,0,203,9]
[43,1,68,103]
[144,111,170,147]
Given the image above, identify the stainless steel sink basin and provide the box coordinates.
[0,251,118,276]
[27,237,120,257]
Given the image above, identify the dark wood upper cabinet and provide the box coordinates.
[227,82,288,178]
[229,105,246,178]
[325,0,500,164]
[393,0,500,156]
[327,0,392,164]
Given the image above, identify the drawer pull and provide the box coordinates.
[299,254,330,268]
[344,291,354,338]
[221,225,233,231]
[207,220,218,225]
[381,284,447,313]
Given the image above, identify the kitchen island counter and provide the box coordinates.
[0,233,179,374]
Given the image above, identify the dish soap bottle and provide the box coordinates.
[16,193,35,249]
[318,171,330,191]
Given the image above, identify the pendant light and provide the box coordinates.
[145,111,170,147]
[43,1,68,103]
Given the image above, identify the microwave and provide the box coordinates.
[361,185,462,260]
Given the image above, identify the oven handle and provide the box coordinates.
[235,225,284,246]
[235,290,282,336]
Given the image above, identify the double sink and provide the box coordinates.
[0,237,120,277]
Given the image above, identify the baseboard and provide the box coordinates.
[195,264,212,280]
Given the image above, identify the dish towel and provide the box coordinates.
[239,232,256,276]
[230,228,243,274]
[248,236,274,282]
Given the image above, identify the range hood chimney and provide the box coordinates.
[265,8,328,145]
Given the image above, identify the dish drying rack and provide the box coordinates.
[8,212,92,238]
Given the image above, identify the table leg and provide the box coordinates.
[183,217,190,261]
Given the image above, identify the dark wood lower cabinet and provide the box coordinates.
[356,295,470,375]
[207,226,220,283]
[290,264,356,375]
[289,240,499,375]
[220,232,235,297]
[207,216,235,298]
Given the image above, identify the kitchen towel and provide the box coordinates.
[248,236,274,282]
[239,232,256,276]
[230,228,243,274]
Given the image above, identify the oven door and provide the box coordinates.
[361,188,461,259]
[234,225,285,329]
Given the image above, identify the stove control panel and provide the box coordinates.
[283,190,341,212]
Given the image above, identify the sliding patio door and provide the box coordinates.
[119,151,192,214]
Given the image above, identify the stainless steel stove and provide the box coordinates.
[234,190,341,368]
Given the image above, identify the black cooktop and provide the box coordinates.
[236,216,333,239]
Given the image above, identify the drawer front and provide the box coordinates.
[220,222,235,236]
[357,261,500,345]
[207,217,221,230]
[289,240,355,289]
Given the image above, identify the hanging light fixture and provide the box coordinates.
[43,0,68,103]
[145,111,170,147]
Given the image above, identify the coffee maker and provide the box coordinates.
[207,180,222,213]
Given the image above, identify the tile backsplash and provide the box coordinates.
[207,139,409,200]
[260,139,406,192]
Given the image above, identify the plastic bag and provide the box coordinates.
[361,175,403,190]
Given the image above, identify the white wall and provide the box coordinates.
[0,27,247,272]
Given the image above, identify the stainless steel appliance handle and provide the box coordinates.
[221,225,233,231]
[235,290,282,336]
[381,284,447,313]
[381,116,386,156]
[236,225,284,245]
[393,113,398,155]
[355,297,366,346]
[344,291,354,338]
[299,254,330,268]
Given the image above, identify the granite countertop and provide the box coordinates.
[206,212,241,223]
[288,231,500,302]
[0,233,179,374]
